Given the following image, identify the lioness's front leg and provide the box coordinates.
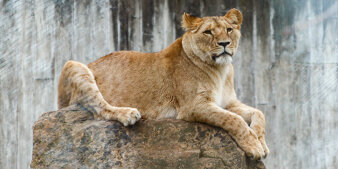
[179,103,265,160]
[226,101,269,157]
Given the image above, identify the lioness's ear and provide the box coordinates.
[225,8,243,26]
[181,13,202,31]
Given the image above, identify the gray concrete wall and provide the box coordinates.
[0,0,337,168]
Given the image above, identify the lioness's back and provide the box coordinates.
[88,50,176,119]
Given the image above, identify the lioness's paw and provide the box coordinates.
[243,142,265,160]
[116,108,141,126]
[239,129,265,160]
[259,137,269,158]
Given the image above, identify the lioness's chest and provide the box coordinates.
[214,82,234,108]
[213,67,235,108]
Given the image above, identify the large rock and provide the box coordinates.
[31,105,265,169]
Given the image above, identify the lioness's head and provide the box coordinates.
[181,9,242,65]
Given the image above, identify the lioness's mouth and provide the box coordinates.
[211,51,233,61]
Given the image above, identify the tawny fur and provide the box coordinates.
[58,9,269,160]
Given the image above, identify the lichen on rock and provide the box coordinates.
[31,105,265,169]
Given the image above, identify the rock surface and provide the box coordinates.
[31,105,265,169]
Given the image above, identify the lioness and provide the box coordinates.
[58,9,269,160]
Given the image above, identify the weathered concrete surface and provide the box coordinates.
[31,105,265,169]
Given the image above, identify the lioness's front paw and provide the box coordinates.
[259,137,269,158]
[243,142,265,160]
[116,108,141,126]
[239,129,265,160]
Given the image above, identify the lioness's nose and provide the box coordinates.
[218,42,230,47]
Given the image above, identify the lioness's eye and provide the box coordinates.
[203,30,212,35]
[227,28,233,33]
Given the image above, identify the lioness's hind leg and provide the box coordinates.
[57,61,141,126]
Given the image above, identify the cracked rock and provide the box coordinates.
[31,105,265,169]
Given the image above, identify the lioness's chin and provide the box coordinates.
[215,55,233,65]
